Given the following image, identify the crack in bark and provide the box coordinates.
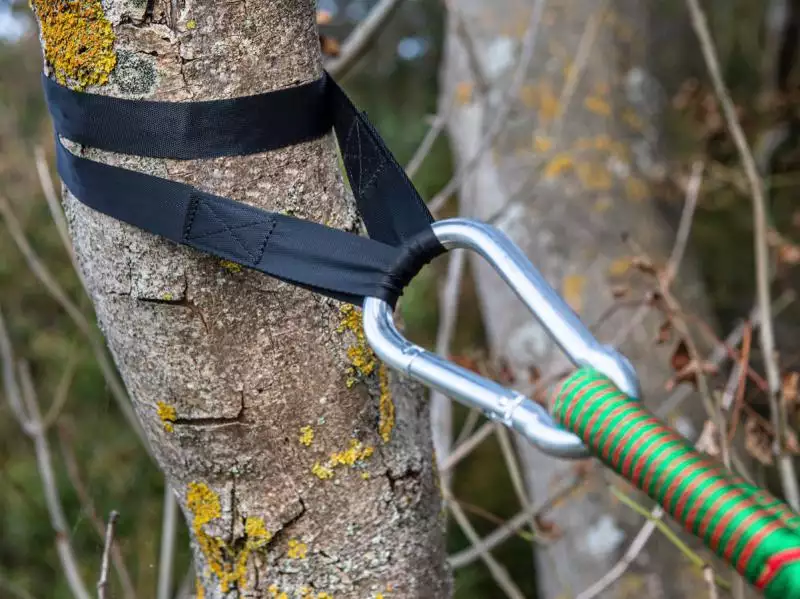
[172,391,245,427]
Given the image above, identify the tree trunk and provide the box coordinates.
[32,1,449,597]
[442,1,716,597]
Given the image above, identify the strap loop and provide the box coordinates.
[43,71,443,305]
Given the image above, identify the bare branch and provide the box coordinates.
[441,421,496,472]
[157,487,179,599]
[325,0,404,79]
[704,567,719,599]
[431,249,467,485]
[13,357,91,599]
[657,291,795,417]
[34,146,80,274]
[58,426,137,599]
[576,506,663,599]
[446,495,526,599]
[97,511,119,599]
[405,97,456,179]
[686,0,800,509]
[665,161,705,284]
[448,474,582,568]
[41,355,78,430]
[0,193,147,450]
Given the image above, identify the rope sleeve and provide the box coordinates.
[552,367,800,599]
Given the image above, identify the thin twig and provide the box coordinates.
[0,572,36,599]
[97,511,119,599]
[325,0,405,79]
[704,567,719,599]
[34,146,80,274]
[2,338,92,599]
[575,506,662,599]
[665,161,705,284]
[58,427,137,599]
[41,354,78,430]
[431,249,467,486]
[657,291,795,417]
[157,487,179,599]
[0,193,148,450]
[454,408,482,445]
[446,495,526,599]
[687,0,800,509]
[448,475,582,568]
[428,0,548,214]
[405,96,456,179]
[441,421,496,472]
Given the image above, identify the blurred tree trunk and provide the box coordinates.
[442,1,717,597]
[31,1,448,597]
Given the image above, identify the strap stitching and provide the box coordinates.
[184,197,273,264]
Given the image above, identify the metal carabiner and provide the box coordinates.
[363,218,640,459]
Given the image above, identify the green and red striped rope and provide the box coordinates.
[552,367,800,599]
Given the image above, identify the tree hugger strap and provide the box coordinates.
[552,367,800,598]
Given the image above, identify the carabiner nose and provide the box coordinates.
[363,218,640,459]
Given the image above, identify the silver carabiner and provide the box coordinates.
[363,218,640,459]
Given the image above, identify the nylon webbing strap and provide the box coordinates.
[43,71,443,305]
[553,368,800,599]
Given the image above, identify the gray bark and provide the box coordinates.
[442,1,716,597]
[32,1,449,597]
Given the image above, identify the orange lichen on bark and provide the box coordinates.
[576,162,613,191]
[584,95,612,117]
[378,365,394,443]
[31,0,117,89]
[186,482,272,593]
[336,305,376,386]
[543,153,574,179]
[299,425,315,447]
[311,439,374,481]
[287,538,308,559]
[625,177,649,202]
[156,401,177,432]
[336,305,394,442]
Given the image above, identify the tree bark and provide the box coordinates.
[442,1,716,597]
[32,1,449,597]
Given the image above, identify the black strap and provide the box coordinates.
[43,72,444,306]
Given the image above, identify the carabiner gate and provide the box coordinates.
[363,218,640,459]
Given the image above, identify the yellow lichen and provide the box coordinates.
[330,439,374,467]
[533,135,552,153]
[195,578,205,599]
[361,472,371,480]
[268,586,289,599]
[299,425,315,447]
[378,365,394,443]
[455,81,473,106]
[576,162,613,191]
[543,153,573,179]
[584,95,612,117]
[337,305,377,385]
[287,538,308,559]
[186,483,272,593]
[156,401,177,433]
[32,0,116,89]
[625,177,649,202]
[311,439,374,481]
[311,462,334,480]
[608,257,633,276]
[186,19,197,30]
[219,259,243,274]
[622,108,644,131]
[537,84,561,124]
